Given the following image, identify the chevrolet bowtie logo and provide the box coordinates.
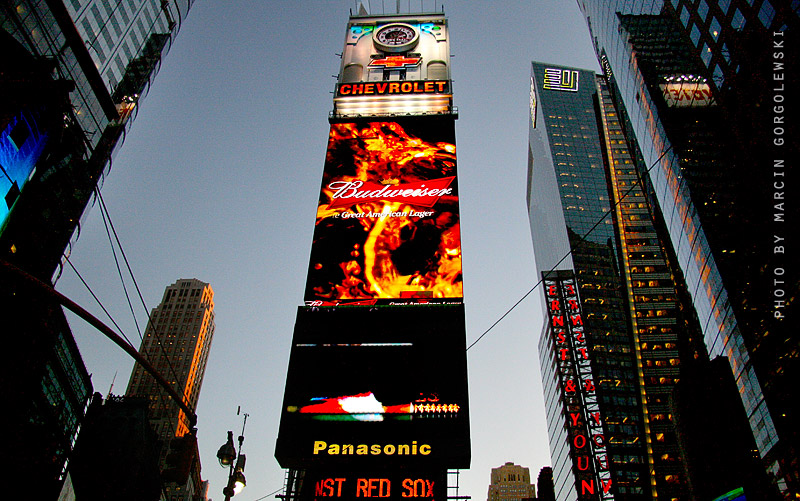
[369,55,422,68]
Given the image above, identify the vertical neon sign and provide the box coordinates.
[544,271,614,500]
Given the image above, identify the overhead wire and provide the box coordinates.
[95,190,185,383]
[94,191,187,415]
[96,189,144,341]
[466,141,674,352]
[253,487,286,501]
[63,255,136,349]
[68,186,190,431]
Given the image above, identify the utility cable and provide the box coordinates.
[93,189,188,436]
[253,487,286,501]
[63,255,136,349]
[97,189,165,338]
[467,142,674,351]
[96,190,183,387]
[69,187,189,420]
[96,190,144,341]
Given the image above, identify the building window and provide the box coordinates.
[722,43,731,63]
[698,0,710,21]
[718,0,731,14]
[680,5,690,25]
[758,1,775,27]
[713,64,724,86]
[701,43,712,65]
[710,17,721,40]
[690,24,701,45]
[732,8,746,30]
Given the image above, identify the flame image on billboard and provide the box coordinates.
[305,117,461,306]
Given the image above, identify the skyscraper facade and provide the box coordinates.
[2,0,194,279]
[2,3,195,494]
[487,462,537,501]
[528,61,713,499]
[576,0,798,494]
[530,63,648,500]
[0,296,92,498]
[127,278,215,442]
[126,278,215,499]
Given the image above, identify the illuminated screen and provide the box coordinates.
[275,305,470,469]
[1,110,48,231]
[304,117,462,306]
[301,469,446,501]
[659,80,715,107]
[712,488,745,501]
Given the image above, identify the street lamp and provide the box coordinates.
[217,410,248,500]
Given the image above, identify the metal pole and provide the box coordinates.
[0,257,198,427]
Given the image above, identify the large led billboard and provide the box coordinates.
[304,117,462,306]
[275,305,470,470]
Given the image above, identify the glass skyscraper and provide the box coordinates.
[530,63,649,500]
[528,61,725,500]
[2,0,194,279]
[1,2,195,496]
[576,0,798,495]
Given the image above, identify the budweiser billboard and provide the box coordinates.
[304,116,462,306]
[275,305,471,469]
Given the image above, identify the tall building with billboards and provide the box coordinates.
[276,9,469,501]
[126,278,215,498]
[1,1,194,495]
[575,0,798,494]
[528,62,719,500]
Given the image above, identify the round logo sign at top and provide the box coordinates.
[373,23,419,53]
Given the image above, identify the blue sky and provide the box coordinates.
[56,1,599,499]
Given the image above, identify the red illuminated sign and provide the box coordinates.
[336,81,449,97]
[303,470,446,501]
[659,77,716,108]
[544,272,614,500]
[368,55,422,68]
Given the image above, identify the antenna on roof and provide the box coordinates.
[107,371,118,398]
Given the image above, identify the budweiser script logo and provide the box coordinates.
[326,177,456,209]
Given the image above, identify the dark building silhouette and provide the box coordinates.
[0,294,92,499]
[536,467,555,501]
[68,393,162,501]
[673,356,779,500]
